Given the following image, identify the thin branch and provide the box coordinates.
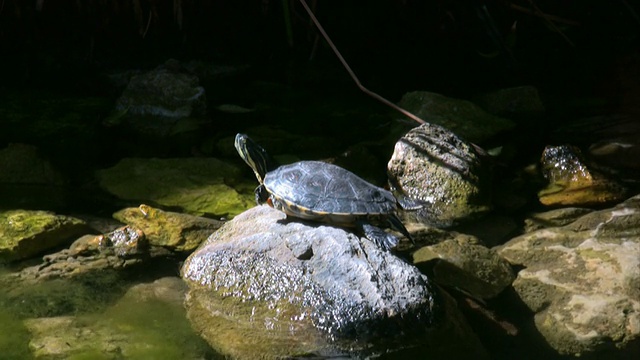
[525,0,575,47]
[297,0,425,124]
[620,0,640,25]
[508,3,580,26]
[142,9,152,39]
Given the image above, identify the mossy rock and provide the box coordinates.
[0,210,88,263]
[96,158,255,217]
[398,91,515,143]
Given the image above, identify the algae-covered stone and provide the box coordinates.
[0,210,88,262]
[397,91,514,143]
[413,236,515,299]
[96,157,254,217]
[538,145,627,206]
[388,123,491,227]
[113,204,223,252]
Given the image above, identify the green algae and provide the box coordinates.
[0,210,88,263]
[96,157,255,217]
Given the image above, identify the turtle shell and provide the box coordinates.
[263,161,397,224]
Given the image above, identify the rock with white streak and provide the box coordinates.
[497,194,640,357]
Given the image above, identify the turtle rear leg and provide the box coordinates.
[387,213,416,246]
[359,223,399,251]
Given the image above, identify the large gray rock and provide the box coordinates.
[388,123,492,227]
[497,194,640,357]
[181,205,485,359]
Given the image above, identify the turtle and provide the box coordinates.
[234,133,415,251]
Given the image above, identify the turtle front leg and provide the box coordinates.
[254,184,270,205]
[359,223,399,251]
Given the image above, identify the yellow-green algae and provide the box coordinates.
[113,204,223,252]
[96,157,255,217]
[0,209,88,262]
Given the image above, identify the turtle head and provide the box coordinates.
[234,133,275,184]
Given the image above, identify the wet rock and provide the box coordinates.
[473,86,545,119]
[497,194,640,357]
[388,123,492,227]
[523,207,594,233]
[0,210,88,263]
[0,143,64,185]
[112,60,206,137]
[23,277,211,359]
[413,235,515,300]
[9,226,148,283]
[181,205,484,359]
[397,91,514,143]
[113,204,224,252]
[0,143,69,209]
[589,137,640,181]
[96,157,254,217]
[538,145,627,206]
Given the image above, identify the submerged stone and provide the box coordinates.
[22,277,212,359]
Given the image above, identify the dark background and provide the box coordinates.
[1,0,638,100]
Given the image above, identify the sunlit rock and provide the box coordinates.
[113,204,223,252]
[96,157,254,217]
[181,205,486,359]
[497,194,640,357]
[6,226,147,283]
[538,145,627,206]
[388,122,492,227]
[0,210,88,263]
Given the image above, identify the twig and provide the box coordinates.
[620,0,640,25]
[142,10,152,39]
[297,0,425,124]
[525,0,575,47]
[508,3,580,26]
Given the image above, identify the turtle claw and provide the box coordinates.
[361,223,399,251]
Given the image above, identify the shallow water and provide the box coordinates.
[0,264,219,360]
